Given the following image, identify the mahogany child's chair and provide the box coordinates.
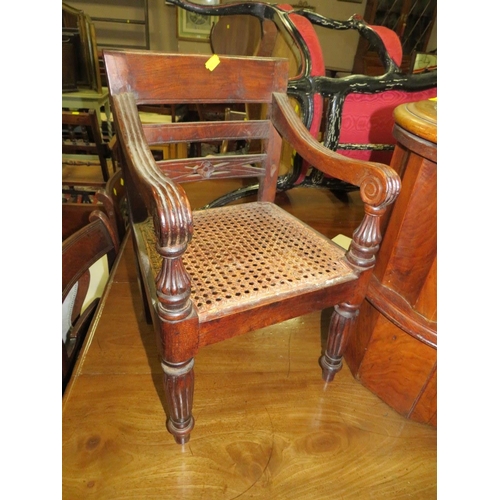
[104,50,400,444]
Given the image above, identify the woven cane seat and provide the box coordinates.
[138,202,355,321]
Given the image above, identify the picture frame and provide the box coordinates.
[176,1,220,42]
[338,0,363,4]
[410,52,437,74]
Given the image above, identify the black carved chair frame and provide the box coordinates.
[166,0,437,207]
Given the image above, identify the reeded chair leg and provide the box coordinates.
[162,358,195,445]
[320,302,359,382]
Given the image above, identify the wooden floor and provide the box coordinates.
[62,181,437,499]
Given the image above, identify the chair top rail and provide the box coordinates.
[104,51,289,104]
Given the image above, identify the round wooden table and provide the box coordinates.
[345,99,437,426]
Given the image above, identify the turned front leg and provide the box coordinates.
[320,302,359,382]
[162,358,195,445]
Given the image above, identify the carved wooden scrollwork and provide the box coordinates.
[195,160,215,179]
[347,205,384,271]
[358,167,400,209]
[113,92,195,321]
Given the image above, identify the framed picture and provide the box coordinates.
[410,52,437,74]
[176,1,219,41]
[338,0,363,3]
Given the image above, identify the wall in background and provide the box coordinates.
[291,0,368,72]
[65,1,436,73]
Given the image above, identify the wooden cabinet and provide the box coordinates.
[353,0,437,74]
[345,99,437,426]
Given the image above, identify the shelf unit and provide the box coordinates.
[76,0,150,50]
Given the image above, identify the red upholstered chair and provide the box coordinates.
[166,1,436,201]
[275,3,325,185]
[336,25,436,165]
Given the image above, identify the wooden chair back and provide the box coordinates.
[210,14,262,57]
[62,169,127,242]
[62,212,119,392]
[105,51,289,214]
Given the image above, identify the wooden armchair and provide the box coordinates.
[104,50,400,444]
[62,211,119,393]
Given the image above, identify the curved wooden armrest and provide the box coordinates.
[271,92,400,208]
[112,92,193,251]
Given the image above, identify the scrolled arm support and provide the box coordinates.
[112,92,194,322]
[155,243,193,322]
[346,205,384,270]
[346,169,399,270]
[272,92,400,203]
[271,91,400,270]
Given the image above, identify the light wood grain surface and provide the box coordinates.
[62,183,436,499]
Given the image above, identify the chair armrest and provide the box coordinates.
[112,92,194,323]
[271,92,400,209]
[112,92,193,250]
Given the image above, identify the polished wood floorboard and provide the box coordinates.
[62,181,437,499]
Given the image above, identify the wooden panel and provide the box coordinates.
[346,99,437,425]
[375,152,437,306]
[414,255,437,322]
[356,308,437,419]
[344,297,378,375]
[410,363,437,426]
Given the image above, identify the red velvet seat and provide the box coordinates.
[337,24,436,164]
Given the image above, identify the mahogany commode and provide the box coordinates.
[345,99,437,426]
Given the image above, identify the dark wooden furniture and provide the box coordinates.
[62,109,112,184]
[62,169,127,242]
[62,211,119,393]
[104,50,400,444]
[210,13,262,57]
[345,99,437,426]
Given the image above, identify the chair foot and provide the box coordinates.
[321,303,359,382]
[167,416,195,445]
[162,358,195,445]
[320,353,343,382]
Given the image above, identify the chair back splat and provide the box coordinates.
[104,50,401,445]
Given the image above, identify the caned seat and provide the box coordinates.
[138,202,355,321]
[104,50,400,444]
